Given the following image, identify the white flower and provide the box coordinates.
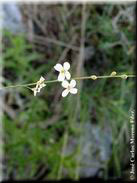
[32,76,46,96]
[61,79,78,97]
[36,76,45,85]
[32,87,39,97]
[54,62,71,81]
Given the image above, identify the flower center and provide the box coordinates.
[61,69,65,74]
[67,85,71,91]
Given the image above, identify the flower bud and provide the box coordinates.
[91,75,97,80]
[110,71,117,76]
[121,74,128,79]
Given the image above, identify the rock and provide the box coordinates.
[64,122,112,178]
[2,3,25,33]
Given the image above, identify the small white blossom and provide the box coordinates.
[54,62,71,81]
[32,76,46,96]
[62,79,78,97]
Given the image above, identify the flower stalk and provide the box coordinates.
[1,74,136,90]
[0,61,136,97]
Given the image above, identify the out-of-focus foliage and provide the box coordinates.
[2,3,135,180]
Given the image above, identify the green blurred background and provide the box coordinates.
[1,2,135,180]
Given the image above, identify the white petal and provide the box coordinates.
[54,64,63,72]
[41,83,46,88]
[58,73,65,81]
[62,80,69,88]
[70,88,78,94]
[37,87,41,92]
[63,62,70,71]
[65,71,71,80]
[35,83,40,89]
[39,84,46,90]
[32,88,37,96]
[70,79,76,87]
[40,76,45,82]
[34,91,37,96]
[62,89,69,97]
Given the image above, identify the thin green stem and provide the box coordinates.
[0,80,58,90]
[95,75,136,79]
[1,82,37,89]
[73,74,136,80]
[73,76,91,80]
[0,75,136,90]
[45,79,58,83]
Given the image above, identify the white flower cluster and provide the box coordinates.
[32,62,77,97]
[32,76,46,96]
[54,62,78,97]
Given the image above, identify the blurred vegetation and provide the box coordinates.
[2,3,135,181]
